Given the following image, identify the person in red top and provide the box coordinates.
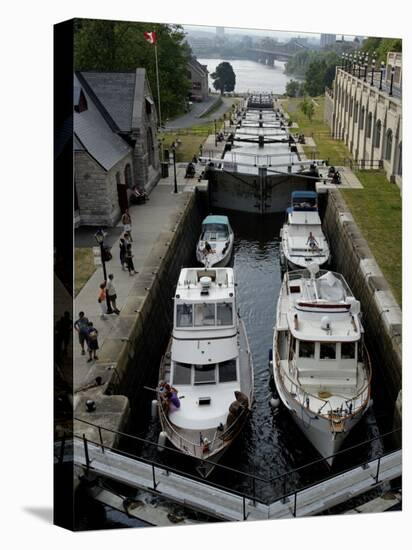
[98,282,107,319]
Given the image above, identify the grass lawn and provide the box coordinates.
[283,96,402,306]
[75,248,97,297]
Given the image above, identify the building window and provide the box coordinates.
[374,120,381,148]
[397,142,402,175]
[385,130,393,161]
[147,127,154,166]
[354,102,359,123]
[359,106,365,130]
[345,95,348,112]
[366,112,373,138]
[349,99,353,117]
[124,164,133,188]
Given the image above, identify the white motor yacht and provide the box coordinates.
[280,191,330,270]
[196,215,234,268]
[272,266,371,464]
[158,267,254,475]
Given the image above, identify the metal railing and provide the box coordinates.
[69,419,401,519]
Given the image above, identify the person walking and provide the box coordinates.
[121,209,133,241]
[125,243,138,276]
[119,237,127,271]
[98,282,107,319]
[106,274,120,314]
[86,322,99,362]
[74,311,90,356]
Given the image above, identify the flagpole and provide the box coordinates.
[154,43,162,129]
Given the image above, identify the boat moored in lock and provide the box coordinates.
[196,215,234,268]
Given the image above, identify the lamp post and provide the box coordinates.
[172,144,178,194]
[389,65,395,96]
[379,61,384,91]
[358,56,362,79]
[94,229,113,314]
[342,53,346,70]
[370,57,376,86]
[214,119,217,147]
[363,56,368,82]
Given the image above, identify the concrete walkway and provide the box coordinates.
[165,97,237,129]
[74,164,196,391]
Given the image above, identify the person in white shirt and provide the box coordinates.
[106,274,120,314]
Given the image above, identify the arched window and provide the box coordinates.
[124,164,133,188]
[147,127,154,166]
[374,120,381,148]
[366,112,373,138]
[354,101,359,123]
[359,106,365,129]
[397,142,402,175]
[385,130,393,161]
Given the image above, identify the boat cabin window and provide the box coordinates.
[293,196,317,211]
[195,303,215,326]
[202,224,229,240]
[299,341,315,358]
[341,342,356,359]
[176,304,193,327]
[320,343,336,360]
[218,359,237,382]
[173,362,192,385]
[217,302,233,325]
[194,364,216,385]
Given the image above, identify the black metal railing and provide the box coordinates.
[68,417,401,517]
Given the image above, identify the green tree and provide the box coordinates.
[300,97,315,121]
[74,19,191,119]
[286,80,305,97]
[211,62,236,94]
[361,36,402,64]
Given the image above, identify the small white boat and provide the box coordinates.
[280,191,330,270]
[157,267,254,476]
[272,266,371,464]
[196,215,234,268]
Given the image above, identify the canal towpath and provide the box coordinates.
[73,163,200,392]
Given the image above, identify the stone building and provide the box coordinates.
[187,57,209,101]
[324,52,402,189]
[74,69,161,227]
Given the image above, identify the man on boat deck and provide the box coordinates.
[307,232,319,250]
[203,241,212,254]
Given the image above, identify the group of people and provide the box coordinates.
[74,311,100,362]
[97,273,120,318]
[158,381,181,412]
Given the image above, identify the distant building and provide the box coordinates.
[320,34,336,48]
[325,52,402,189]
[74,68,161,227]
[216,27,225,38]
[187,57,209,101]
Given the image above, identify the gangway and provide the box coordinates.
[72,431,401,521]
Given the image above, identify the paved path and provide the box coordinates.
[73,164,195,391]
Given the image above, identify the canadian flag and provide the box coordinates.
[144,31,157,45]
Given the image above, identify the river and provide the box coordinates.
[197,58,294,94]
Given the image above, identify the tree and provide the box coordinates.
[361,36,402,63]
[211,62,236,95]
[74,19,191,119]
[300,97,315,121]
[285,80,305,97]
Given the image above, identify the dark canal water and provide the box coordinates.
[76,208,397,528]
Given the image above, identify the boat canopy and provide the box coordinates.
[203,215,230,226]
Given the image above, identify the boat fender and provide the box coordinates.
[157,431,167,451]
[270,396,280,409]
[151,399,158,418]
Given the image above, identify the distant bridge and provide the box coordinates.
[247,41,309,65]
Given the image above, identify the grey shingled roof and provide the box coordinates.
[74,74,131,171]
[79,71,136,132]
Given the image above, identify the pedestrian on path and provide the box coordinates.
[86,322,99,362]
[74,311,90,355]
[98,282,107,319]
[107,274,120,314]
[125,244,138,276]
[123,231,132,252]
[119,238,127,270]
[122,209,133,241]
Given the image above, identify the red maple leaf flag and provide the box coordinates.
[144,31,157,45]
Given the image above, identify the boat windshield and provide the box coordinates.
[202,223,229,240]
[171,359,238,385]
[292,196,317,211]
[176,302,233,327]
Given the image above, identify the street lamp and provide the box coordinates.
[363,56,368,82]
[358,56,362,79]
[214,119,217,147]
[171,144,178,194]
[389,65,395,96]
[94,228,113,314]
[379,61,385,91]
[370,57,376,86]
